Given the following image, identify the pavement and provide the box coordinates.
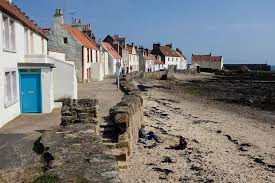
[0,79,123,171]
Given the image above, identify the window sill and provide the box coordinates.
[4,99,18,108]
[3,48,16,53]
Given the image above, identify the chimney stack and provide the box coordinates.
[166,43,172,49]
[54,9,64,24]
[153,42,161,50]
[82,24,92,38]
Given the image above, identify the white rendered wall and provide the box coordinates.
[0,12,22,127]
[41,67,54,113]
[48,57,77,100]
[48,51,66,61]
[91,62,104,81]
[103,51,109,76]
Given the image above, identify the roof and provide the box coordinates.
[101,42,121,59]
[175,51,187,60]
[64,24,97,49]
[159,46,180,57]
[154,60,164,65]
[143,55,154,60]
[42,28,50,34]
[0,0,47,38]
[192,54,222,62]
[125,46,132,54]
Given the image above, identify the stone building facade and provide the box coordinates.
[45,9,98,82]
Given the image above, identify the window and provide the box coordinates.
[41,38,45,54]
[4,71,18,108]
[10,20,15,50]
[24,29,29,54]
[3,16,10,49]
[87,48,89,63]
[90,49,93,62]
[2,15,16,51]
[172,58,174,61]
[168,58,170,61]
[30,31,34,54]
[63,37,68,44]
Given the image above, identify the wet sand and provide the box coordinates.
[120,75,275,183]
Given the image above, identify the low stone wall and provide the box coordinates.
[125,71,167,81]
[61,98,100,134]
[109,77,144,167]
[34,99,121,182]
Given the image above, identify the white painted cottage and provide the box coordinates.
[101,42,122,75]
[0,0,77,127]
[151,43,187,70]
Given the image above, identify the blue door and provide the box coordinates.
[20,72,42,113]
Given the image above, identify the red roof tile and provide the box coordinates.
[159,46,180,57]
[143,55,154,60]
[192,54,222,62]
[154,60,164,65]
[0,0,46,38]
[64,24,97,49]
[42,28,50,34]
[101,42,121,59]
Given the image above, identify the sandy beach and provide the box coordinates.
[120,74,275,183]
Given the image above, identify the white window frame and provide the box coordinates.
[3,69,18,108]
[2,13,16,52]
[24,28,29,54]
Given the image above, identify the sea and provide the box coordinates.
[271,65,275,71]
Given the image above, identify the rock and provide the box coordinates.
[179,176,189,182]
[159,173,168,180]
[216,130,222,133]
[161,156,177,163]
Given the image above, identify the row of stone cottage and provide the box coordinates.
[42,9,189,83]
[0,0,222,128]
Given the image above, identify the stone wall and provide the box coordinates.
[61,98,100,134]
[47,23,83,82]
[125,71,167,81]
[34,99,122,182]
[109,77,144,167]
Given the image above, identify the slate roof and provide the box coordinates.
[64,24,97,49]
[101,42,121,59]
[192,54,222,62]
[0,0,47,38]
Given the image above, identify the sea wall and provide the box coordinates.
[125,71,167,81]
[109,77,144,167]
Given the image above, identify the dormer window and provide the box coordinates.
[63,37,68,44]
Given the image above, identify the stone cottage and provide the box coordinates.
[45,9,99,82]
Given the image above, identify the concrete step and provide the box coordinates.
[117,161,128,169]
[100,127,116,133]
[100,123,115,128]
[104,142,118,149]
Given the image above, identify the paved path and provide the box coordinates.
[0,109,61,170]
[78,79,123,144]
[0,79,123,171]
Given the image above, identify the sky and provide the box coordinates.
[14,0,275,65]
